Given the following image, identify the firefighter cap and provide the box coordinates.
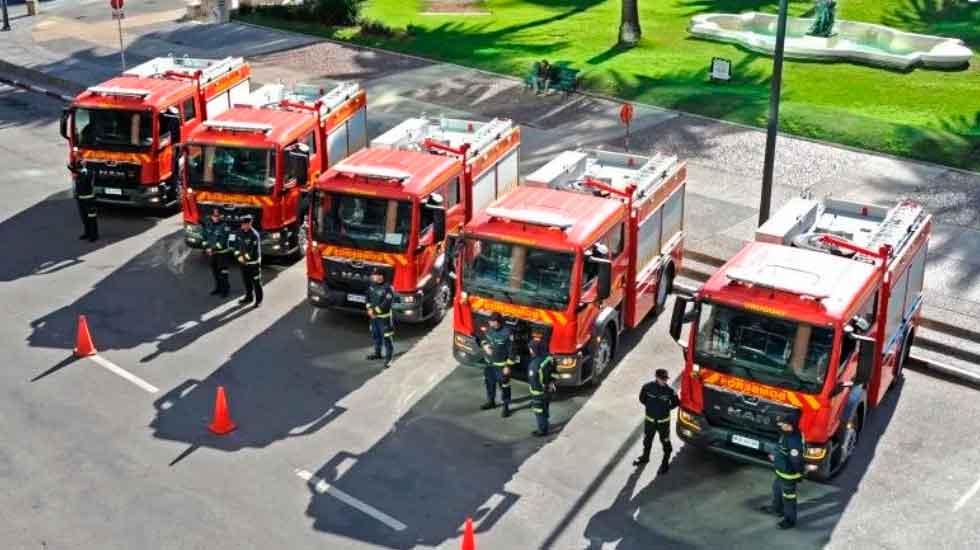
[239,214,254,223]
[490,312,504,324]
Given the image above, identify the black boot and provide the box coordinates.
[632,456,650,467]
[210,289,222,296]
[480,402,496,411]
[238,295,253,305]
[366,353,382,360]
[501,405,511,418]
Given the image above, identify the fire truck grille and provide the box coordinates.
[323,258,394,293]
[87,161,141,190]
[703,386,795,439]
[199,203,264,231]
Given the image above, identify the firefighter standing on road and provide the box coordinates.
[760,411,805,529]
[74,166,99,242]
[634,368,678,473]
[528,329,556,436]
[203,208,232,298]
[366,269,395,368]
[479,313,513,418]
[233,214,263,307]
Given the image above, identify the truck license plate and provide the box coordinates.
[103,187,123,196]
[731,434,760,450]
[347,294,366,304]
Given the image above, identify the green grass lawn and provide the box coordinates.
[240,0,979,171]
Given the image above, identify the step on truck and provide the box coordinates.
[306,116,521,324]
[59,55,252,208]
[180,81,367,259]
[669,197,931,479]
[453,149,688,386]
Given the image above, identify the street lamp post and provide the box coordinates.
[758,0,790,226]
[1,0,11,32]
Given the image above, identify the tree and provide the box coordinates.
[618,0,641,46]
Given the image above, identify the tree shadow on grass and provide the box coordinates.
[883,0,980,49]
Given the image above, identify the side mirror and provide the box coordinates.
[597,261,612,302]
[286,146,310,187]
[60,109,72,140]
[854,336,875,386]
[669,297,690,344]
[425,193,446,243]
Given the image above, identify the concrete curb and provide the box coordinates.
[0,73,75,102]
[0,58,84,98]
[909,353,980,388]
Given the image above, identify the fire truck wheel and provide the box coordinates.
[429,281,452,326]
[831,406,864,476]
[590,326,615,385]
[655,264,675,314]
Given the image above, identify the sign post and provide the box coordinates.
[619,102,635,152]
[110,0,126,71]
[1,0,11,32]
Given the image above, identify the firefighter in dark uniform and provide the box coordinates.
[634,368,678,474]
[479,313,513,418]
[527,328,556,436]
[366,268,395,368]
[203,208,232,297]
[233,214,263,307]
[760,411,805,529]
[74,165,99,242]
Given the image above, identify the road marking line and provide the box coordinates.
[294,469,407,531]
[89,354,159,394]
[954,476,980,512]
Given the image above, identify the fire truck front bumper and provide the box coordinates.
[259,229,294,258]
[93,181,177,208]
[184,223,205,249]
[675,409,832,478]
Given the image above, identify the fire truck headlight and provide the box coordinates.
[401,295,417,305]
[267,231,281,241]
[454,334,474,352]
[691,364,701,379]
[556,356,577,370]
[678,409,701,432]
[805,446,827,461]
[146,186,160,195]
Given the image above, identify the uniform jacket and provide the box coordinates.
[367,283,395,317]
[74,172,95,200]
[233,227,262,264]
[482,326,514,367]
[639,382,679,422]
[773,429,805,478]
[528,338,554,394]
[203,218,231,253]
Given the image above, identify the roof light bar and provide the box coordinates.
[202,120,273,133]
[86,86,152,98]
[486,207,574,230]
[335,164,411,182]
[726,266,831,300]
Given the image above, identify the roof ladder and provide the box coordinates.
[865,200,924,255]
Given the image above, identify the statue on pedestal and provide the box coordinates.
[808,0,837,38]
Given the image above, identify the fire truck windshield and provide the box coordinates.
[74,108,153,151]
[462,238,573,310]
[185,145,275,195]
[694,302,834,393]
[311,192,413,253]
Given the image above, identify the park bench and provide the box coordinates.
[549,65,580,97]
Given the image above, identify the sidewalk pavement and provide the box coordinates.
[2,0,980,372]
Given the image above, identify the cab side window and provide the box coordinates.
[605,223,625,257]
[446,176,460,208]
[420,196,436,237]
[582,251,600,292]
[304,131,317,155]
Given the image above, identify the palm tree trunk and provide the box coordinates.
[618,0,641,46]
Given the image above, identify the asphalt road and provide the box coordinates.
[2,84,980,550]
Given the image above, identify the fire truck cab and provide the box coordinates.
[306,116,520,324]
[180,82,367,259]
[59,56,251,208]
[670,197,931,479]
[453,149,688,386]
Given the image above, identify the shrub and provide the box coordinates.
[311,0,364,26]
[359,18,396,38]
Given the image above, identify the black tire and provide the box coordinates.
[829,406,863,478]
[892,328,915,389]
[588,326,615,387]
[428,281,452,327]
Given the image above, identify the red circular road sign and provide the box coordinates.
[620,103,634,126]
[110,0,124,10]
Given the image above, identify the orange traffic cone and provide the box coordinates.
[461,517,475,550]
[74,315,97,357]
[208,386,237,435]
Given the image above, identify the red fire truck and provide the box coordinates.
[59,56,251,208]
[453,149,688,386]
[669,197,931,479]
[306,116,520,323]
[180,82,367,259]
